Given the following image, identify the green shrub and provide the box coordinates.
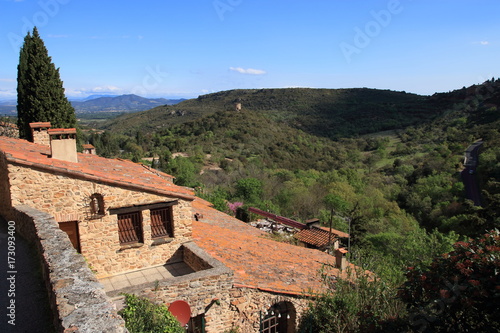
[119,294,184,333]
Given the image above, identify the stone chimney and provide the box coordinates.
[48,128,78,163]
[29,122,52,145]
[335,248,347,270]
[82,144,96,155]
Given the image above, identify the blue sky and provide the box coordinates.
[1,0,498,99]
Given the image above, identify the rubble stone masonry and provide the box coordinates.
[6,162,194,276]
[11,205,127,332]
[229,287,309,333]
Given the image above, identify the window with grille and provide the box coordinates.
[150,207,174,238]
[118,211,143,244]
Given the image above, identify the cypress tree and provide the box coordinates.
[17,27,77,140]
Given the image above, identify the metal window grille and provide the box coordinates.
[150,207,174,238]
[118,211,143,244]
[260,314,279,333]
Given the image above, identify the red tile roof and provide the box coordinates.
[0,136,194,200]
[48,128,77,135]
[82,144,95,149]
[1,122,18,129]
[319,226,350,238]
[192,199,358,296]
[29,122,51,129]
[295,227,336,248]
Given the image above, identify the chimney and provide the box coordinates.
[48,128,78,163]
[82,144,96,155]
[29,122,52,145]
[335,248,348,270]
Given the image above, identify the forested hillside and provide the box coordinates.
[86,80,499,258]
[85,80,500,331]
[99,88,444,138]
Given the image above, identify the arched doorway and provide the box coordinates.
[260,301,296,333]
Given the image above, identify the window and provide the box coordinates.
[150,207,174,238]
[187,314,205,333]
[118,211,143,244]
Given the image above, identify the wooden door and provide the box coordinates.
[58,220,81,252]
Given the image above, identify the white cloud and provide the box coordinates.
[0,89,16,99]
[90,85,121,93]
[0,78,15,82]
[473,41,490,46]
[229,67,267,75]
[64,86,123,98]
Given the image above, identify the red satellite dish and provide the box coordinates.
[168,300,191,326]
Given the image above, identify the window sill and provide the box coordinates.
[151,237,174,246]
[118,242,144,252]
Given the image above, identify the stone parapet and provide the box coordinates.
[112,241,234,333]
[11,205,128,333]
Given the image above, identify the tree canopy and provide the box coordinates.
[17,27,77,140]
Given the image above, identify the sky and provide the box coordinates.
[0,0,499,100]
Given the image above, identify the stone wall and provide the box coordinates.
[0,153,13,219]
[32,128,50,146]
[0,122,19,139]
[10,205,127,333]
[229,287,310,333]
[7,163,194,276]
[115,242,235,333]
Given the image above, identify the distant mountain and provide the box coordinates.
[0,95,185,115]
[71,95,119,102]
[0,100,16,116]
[0,99,16,106]
[71,94,185,113]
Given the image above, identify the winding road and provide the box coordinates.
[461,140,483,206]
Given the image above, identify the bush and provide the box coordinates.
[298,266,405,333]
[118,294,184,333]
[398,230,500,332]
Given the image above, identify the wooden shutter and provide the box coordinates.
[150,207,174,238]
[118,212,143,244]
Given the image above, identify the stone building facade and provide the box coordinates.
[0,130,196,277]
[0,127,237,332]
[7,162,194,276]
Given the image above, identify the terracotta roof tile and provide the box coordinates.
[295,227,335,248]
[48,128,77,135]
[319,226,350,238]
[0,136,194,200]
[192,199,359,295]
[1,122,18,129]
[29,122,51,129]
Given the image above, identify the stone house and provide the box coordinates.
[0,123,357,333]
[0,124,234,331]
